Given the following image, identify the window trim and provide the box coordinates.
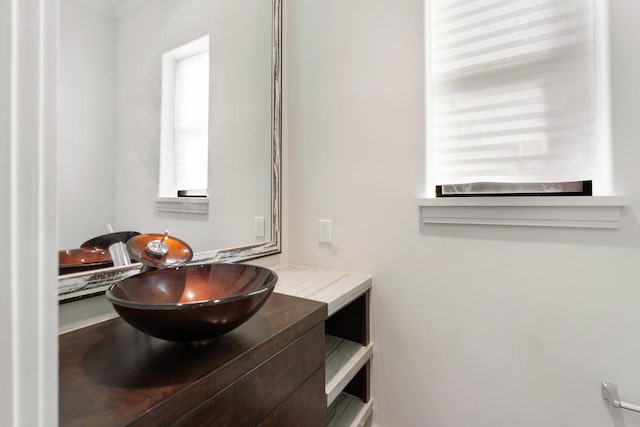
[155,197,209,215]
[418,196,628,229]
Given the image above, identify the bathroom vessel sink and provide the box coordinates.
[105,263,278,342]
[59,247,112,275]
[81,231,140,249]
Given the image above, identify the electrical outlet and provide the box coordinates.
[254,216,265,238]
[318,219,332,243]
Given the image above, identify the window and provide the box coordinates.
[426,0,606,197]
[159,35,210,199]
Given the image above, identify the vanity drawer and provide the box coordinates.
[172,323,325,427]
[258,367,325,427]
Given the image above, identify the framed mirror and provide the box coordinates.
[58,0,282,301]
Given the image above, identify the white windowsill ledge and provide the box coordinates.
[418,196,629,229]
[156,197,209,214]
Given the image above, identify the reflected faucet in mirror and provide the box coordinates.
[127,231,193,272]
[105,224,131,268]
[58,227,194,275]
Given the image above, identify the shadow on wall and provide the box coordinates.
[605,404,640,427]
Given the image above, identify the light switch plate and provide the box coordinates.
[254,216,265,238]
[318,219,332,243]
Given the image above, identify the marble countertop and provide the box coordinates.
[271,265,372,316]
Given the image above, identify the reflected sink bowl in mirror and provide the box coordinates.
[81,231,140,249]
[59,247,113,275]
[105,263,277,342]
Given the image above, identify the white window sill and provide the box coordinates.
[418,196,629,229]
[156,197,209,214]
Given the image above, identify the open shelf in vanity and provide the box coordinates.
[273,265,373,427]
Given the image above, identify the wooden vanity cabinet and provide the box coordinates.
[272,266,374,426]
[59,264,373,427]
[172,323,326,427]
[59,293,327,427]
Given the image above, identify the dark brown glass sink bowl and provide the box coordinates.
[59,247,113,275]
[81,231,140,249]
[105,263,278,342]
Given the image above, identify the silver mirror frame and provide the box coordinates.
[59,0,282,302]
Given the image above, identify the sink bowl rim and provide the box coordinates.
[105,263,278,311]
[59,247,113,271]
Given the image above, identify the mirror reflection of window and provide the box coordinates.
[159,35,210,198]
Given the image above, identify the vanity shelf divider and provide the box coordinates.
[272,265,373,427]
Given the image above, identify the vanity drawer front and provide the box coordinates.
[173,322,325,427]
[258,366,325,427]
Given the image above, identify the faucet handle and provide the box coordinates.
[145,230,170,258]
[127,232,193,269]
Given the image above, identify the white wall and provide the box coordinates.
[58,0,117,249]
[114,0,272,252]
[287,1,640,426]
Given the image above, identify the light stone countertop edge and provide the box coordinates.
[272,264,372,316]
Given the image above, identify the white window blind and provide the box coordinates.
[429,0,596,187]
[173,50,209,192]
